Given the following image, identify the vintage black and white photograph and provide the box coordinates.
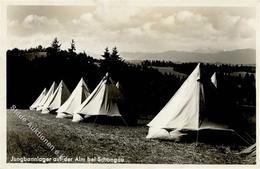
[4,0,257,166]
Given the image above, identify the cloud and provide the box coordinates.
[8,15,63,36]
[7,6,256,54]
[72,13,95,25]
[69,0,143,35]
[22,15,62,29]
[8,20,19,27]
[94,0,141,30]
[7,20,20,35]
[150,10,219,40]
[211,12,255,39]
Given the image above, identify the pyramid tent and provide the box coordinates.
[72,73,122,122]
[36,82,57,111]
[146,64,246,143]
[30,88,48,110]
[56,78,91,118]
[41,80,71,114]
[211,72,217,88]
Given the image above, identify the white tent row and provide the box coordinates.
[30,74,123,124]
[41,80,71,114]
[30,80,71,113]
[29,88,48,110]
[36,82,57,111]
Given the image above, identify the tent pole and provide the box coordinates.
[196,130,199,146]
[120,116,128,127]
[93,116,99,126]
[234,131,251,145]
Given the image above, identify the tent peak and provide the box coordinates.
[211,72,217,88]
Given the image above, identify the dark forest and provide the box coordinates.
[7,38,256,126]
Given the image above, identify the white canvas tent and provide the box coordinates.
[30,88,48,110]
[146,64,245,143]
[72,73,122,122]
[56,78,91,118]
[211,72,217,88]
[41,80,71,114]
[36,82,57,111]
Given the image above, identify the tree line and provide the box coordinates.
[7,38,256,125]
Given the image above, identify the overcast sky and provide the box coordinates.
[7,2,256,56]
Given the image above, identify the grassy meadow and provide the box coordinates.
[7,109,255,164]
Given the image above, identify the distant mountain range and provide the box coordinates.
[120,49,256,65]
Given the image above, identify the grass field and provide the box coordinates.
[7,109,255,164]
